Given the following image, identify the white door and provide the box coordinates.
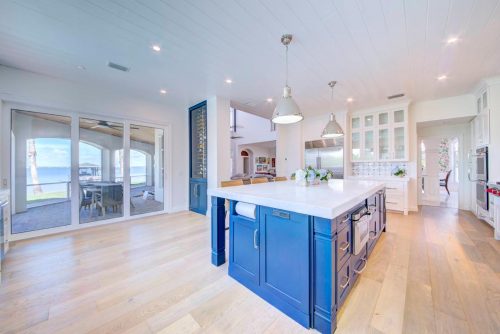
[420,137,441,206]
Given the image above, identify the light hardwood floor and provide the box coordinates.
[1,206,499,333]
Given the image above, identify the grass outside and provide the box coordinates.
[27,191,68,203]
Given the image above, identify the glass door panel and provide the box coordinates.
[351,117,360,130]
[11,110,72,233]
[130,124,165,215]
[379,112,388,125]
[364,115,374,127]
[364,130,374,160]
[394,110,404,123]
[352,132,360,161]
[79,118,123,223]
[394,127,405,159]
[379,129,389,160]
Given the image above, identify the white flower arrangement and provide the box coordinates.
[292,166,334,186]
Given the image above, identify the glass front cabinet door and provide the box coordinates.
[350,105,408,162]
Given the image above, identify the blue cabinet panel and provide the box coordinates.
[259,207,311,317]
[229,208,260,287]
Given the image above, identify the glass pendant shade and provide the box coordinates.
[272,86,303,124]
[321,113,344,138]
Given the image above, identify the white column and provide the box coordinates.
[276,122,303,178]
[206,96,231,215]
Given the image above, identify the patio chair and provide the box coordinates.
[80,186,93,212]
[95,184,123,216]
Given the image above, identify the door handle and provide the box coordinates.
[369,231,377,240]
[340,275,350,289]
[253,229,259,249]
[340,241,350,251]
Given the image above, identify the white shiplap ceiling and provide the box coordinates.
[0,0,499,118]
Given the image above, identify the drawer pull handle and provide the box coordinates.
[253,229,259,249]
[272,210,290,219]
[340,242,350,251]
[386,187,398,190]
[386,201,397,204]
[369,231,377,240]
[340,275,350,289]
[353,258,367,274]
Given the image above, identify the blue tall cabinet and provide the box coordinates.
[189,101,208,215]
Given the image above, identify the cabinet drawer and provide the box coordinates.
[337,224,351,268]
[351,243,368,284]
[336,211,350,231]
[385,182,404,193]
[337,259,351,309]
[386,195,404,211]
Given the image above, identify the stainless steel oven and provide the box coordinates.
[477,180,489,211]
[476,147,488,181]
[351,206,370,255]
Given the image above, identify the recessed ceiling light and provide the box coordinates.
[225,79,233,84]
[152,44,161,52]
[446,37,459,44]
[347,97,354,103]
[266,98,273,102]
[77,65,86,70]
[160,89,167,95]
[437,75,447,81]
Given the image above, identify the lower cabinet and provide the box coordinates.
[229,203,311,327]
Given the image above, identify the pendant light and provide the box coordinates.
[321,81,344,138]
[272,34,303,124]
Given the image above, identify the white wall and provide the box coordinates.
[487,80,500,182]
[0,65,188,212]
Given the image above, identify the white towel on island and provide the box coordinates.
[235,202,256,219]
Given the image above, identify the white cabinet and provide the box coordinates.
[474,87,490,148]
[349,104,409,162]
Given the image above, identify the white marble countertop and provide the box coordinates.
[208,180,385,219]
[347,175,410,182]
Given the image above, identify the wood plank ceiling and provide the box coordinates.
[0,0,499,118]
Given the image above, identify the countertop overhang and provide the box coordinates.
[208,180,385,219]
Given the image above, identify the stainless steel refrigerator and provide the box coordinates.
[304,138,344,179]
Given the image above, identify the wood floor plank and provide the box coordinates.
[0,208,498,334]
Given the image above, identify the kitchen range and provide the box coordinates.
[208,180,386,333]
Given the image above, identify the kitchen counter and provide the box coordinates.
[208,179,385,219]
[209,180,387,333]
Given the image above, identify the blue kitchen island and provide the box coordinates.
[208,180,386,334]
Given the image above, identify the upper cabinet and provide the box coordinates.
[349,103,409,162]
[473,86,490,148]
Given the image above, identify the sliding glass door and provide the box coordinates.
[9,108,168,238]
[130,124,164,215]
[79,118,124,223]
[11,110,72,233]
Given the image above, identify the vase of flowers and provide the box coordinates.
[292,166,334,186]
[392,166,406,177]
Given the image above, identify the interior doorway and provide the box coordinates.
[417,118,472,210]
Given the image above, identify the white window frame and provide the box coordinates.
[3,102,173,241]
